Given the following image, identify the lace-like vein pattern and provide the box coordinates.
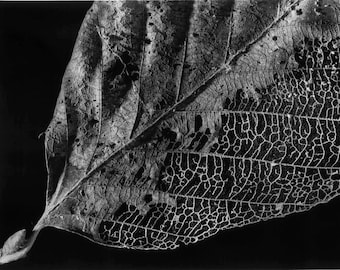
[44,1,340,250]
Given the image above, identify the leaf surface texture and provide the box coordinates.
[2,0,340,259]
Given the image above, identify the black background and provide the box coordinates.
[1,2,340,269]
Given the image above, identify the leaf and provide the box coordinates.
[2,0,340,263]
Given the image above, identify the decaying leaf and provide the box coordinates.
[2,0,340,264]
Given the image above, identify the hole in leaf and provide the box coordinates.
[194,115,202,132]
[144,194,152,203]
[114,203,129,218]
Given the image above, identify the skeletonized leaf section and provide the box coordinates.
[44,0,340,250]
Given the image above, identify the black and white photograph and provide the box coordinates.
[1,1,340,269]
